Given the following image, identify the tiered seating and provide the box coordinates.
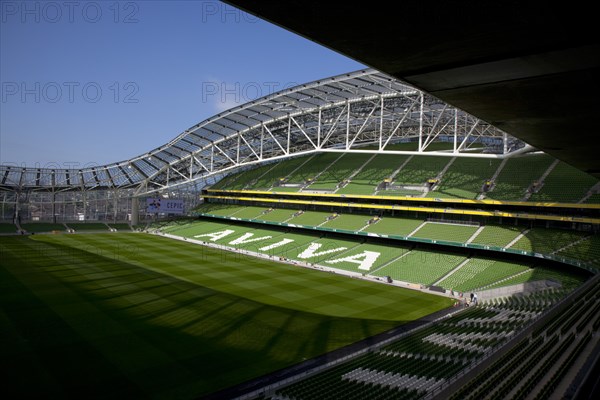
[529,162,598,203]
[487,154,554,200]
[320,214,371,231]
[410,222,479,243]
[323,242,410,273]
[218,163,278,190]
[197,205,268,219]
[483,266,585,291]
[337,154,410,195]
[252,208,297,223]
[287,210,332,226]
[158,219,198,234]
[373,250,466,285]
[273,298,552,400]
[194,204,597,267]
[534,332,592,399]
[363,216,425,237]
[437,258,531,292]
[391,156,450,185]
[450,277,599,400]
[283,153,342,187]
[433,158,501,199]
[583,193,600,203]
[306,153,372,191]
[275,356,424,400]
[195,203,246,216]
[556,235,600,265]
[290,236,364,264]
[257,233,325,258]
[254,155,313,189]
[509,228,587,254]
[232,206,273,220]
[470,225,524,247]
[208,171,240,190]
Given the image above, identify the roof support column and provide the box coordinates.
[131,196,139,226]
[82,186,87,221]
[346,101,350,150]
[287,116,291,155]
[379,95,384,151]
[453,108,458,153]
[418,92,424,151]
[236,132,241,164]
[317,107,321,149]
[260,124,264,160]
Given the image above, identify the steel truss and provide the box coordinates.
[1,69,530,199]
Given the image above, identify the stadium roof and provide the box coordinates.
[224,0,600,179]
[0,69,525,195]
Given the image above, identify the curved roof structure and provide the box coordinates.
[0,69,526,196]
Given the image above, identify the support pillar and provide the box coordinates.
[131,197,139,226]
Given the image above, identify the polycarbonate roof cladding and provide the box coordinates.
[0,69,414,190]
[0,68,506,193]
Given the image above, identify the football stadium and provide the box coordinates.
[2,3,599,400]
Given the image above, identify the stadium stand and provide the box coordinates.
[363,215,425,237]
[391,155,451,185]
[432,157,502,199]
[486,154,554,201]
[270,291,561,400]
[320,213,372,231]
[509,228,588,254]
[529,161,599,203]
[470,225,525,248]
[482,265,585,292]
[448,277,599,400]
[279,153,342,190]
[208,151,600,205]
[583,193,600,203]
[306,153,373,191]
[230,206,271,219]
[436,258,531,292]
[193,202,600,270]
[410,222,479,243]
[287,210,333,226]
[210,163,279,191]
[372,250,466,285]
[253,208,298,223]
[195,203,245,216]
[556,235,600,266]
[259,154,315,189]
[337,154,411,195]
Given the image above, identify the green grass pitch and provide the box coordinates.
[0,233,452,399]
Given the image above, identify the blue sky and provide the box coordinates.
[0,0,365,168]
